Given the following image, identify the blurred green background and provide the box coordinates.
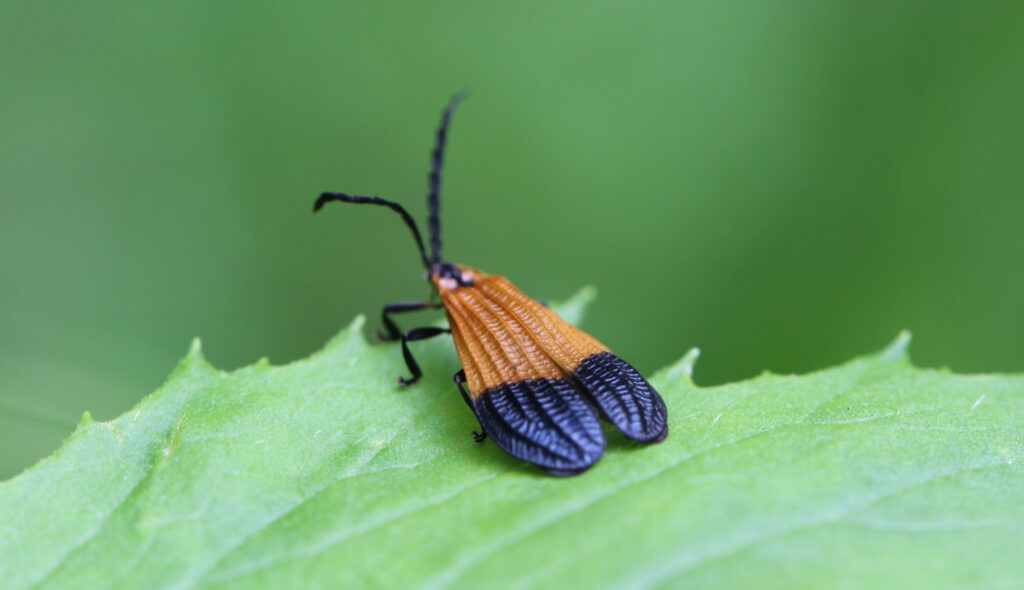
[2,2,1023,479]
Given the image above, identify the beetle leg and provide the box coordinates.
[397,326,450,386]
[454,369,488,443]
[377,301,441,341]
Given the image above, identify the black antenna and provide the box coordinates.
[427,90,468,265]
[314,192,430,270]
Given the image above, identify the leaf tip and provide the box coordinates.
[555,286,597,326]
[882,330,912,361]
[321,314,369,353]
[174,336,217,377]
[187,337,204,360]
[78,410,94,426]
[576,284,598,304]
[350,313,367,333]
[661,347,701,384]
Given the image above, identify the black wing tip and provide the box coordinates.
[624,395,669,443]
[634,422,669,444]
[544,464,598,477]
[535,453,603,477]
[575,352,670,443]
[473,380,606,476]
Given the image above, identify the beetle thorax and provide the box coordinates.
[431,263,479,291]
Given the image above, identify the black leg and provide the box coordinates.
[377,301,441,341]
[454,370,472,407]
[454,370,488,443]
[398,326,450,386]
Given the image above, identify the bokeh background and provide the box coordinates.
[2,3,1023,479]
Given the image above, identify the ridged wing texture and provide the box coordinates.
[575,352,669,442]
[439,271,668,473]
[473,379,606,476]
[441,274,607,394]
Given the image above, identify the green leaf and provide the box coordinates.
[1,291,1022,589]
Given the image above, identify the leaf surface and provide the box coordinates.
[1,291,1022,589]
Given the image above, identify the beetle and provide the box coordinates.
[314,93,667,475]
